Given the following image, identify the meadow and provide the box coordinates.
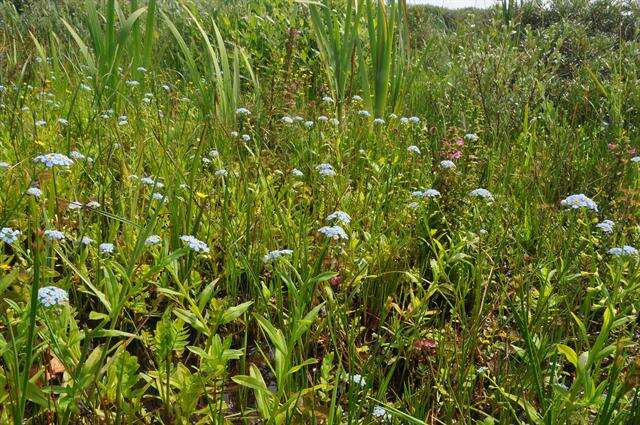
[0,0,639,423]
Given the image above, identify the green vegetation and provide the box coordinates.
[0,0,639,423]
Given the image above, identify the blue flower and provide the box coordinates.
[38,286,69,307]
[469,188,494,202]
[560,194,598,212]
[595,220,614,234]
[44,229,65,241]
[0,227,21,244]
[316,163,336,177]
[180,235,210,253]
[608,246,638,257]
[99,243,115,254]
[27,187,42,197]
[263,249,293,263]
[439,160,456,170]
[318,225,349,240]
[33,153,74,168]
[145,235,162,246]
[326,210,351,225]
[407,145,421,154]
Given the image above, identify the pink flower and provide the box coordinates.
[608,143,617,150]
[448,150,462,160]
[629,148,637,156]
[456,138,465,147]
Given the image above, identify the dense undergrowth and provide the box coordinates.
[0,0,640,423]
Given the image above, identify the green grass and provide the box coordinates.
[0,0,639,423]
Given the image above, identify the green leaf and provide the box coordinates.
[557,344,578,368]
[220,301,253,325]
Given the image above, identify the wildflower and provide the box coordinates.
[372,406,391,420]
[373,118,385,125]
[292,168,304,177]
[424,188,441,197]
[209,149,219,158]
[152,192,166,201]
[263,249,293,263]
[293,116,304,122]
[80,83,92,91]
[0,162,10,169]
[316,163,336,177]
[141,177,164,188]
[281,115,294,124]
[180,235,210,253]
[469,188,494,202]
[136,66,147,73]
[81,236,94,245]
[609,246,638,257]
[439,160,456,170]
[318,115,328,122]
[68,201,83,210]
[389,113,398,119]
[409,116,420,124]
[241,134,251,142]
[0,227,21,244]
[125,80,140,87]
[85,201,100,209]
[35,119,46,127]
[596,220,614,234]
[407,145,421,154]
[202,157,212,165]
[330,118,340,126]
[57,118,69,125]
[145,235,161,246]
[230,131,239,138]
[318,225,349,240]
[400,117,409,124]
[352,95,363,101]
[304,121,314,128]
[357,110,371,118]
[236,107,251,116]
[465,133,479,141]
[408,201,420,209]
[99,243,115,254]
[631,156,640,163]
[215,169,228,177]
[27,187,42,197]
[44,229,65,241]
[162,84,170,91]
[322,96,334,104]
[38,286,69,307]
[33,153,74,168]
[349,374,366,386]
[117,116,128,125]
[326,210,351,225]
[560,194,598,212]
[449,150,462,160]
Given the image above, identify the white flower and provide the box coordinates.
[235,107,251,116]
[0,162,10,170]
[400,117,409,124]
[292,168,304,177]
[81,236,94,245]
[141,177,164,188]
[137,66,147,73]
[304,121,314,128]
[469,188,494,202]
[352,95,363,101]
[35,120,46,127]
[357,110,371,118]
[330,118,340,126]
[631,156,640,163]
[117,116,128,125]
[608,246,638,257]
[560,194,598,212]
[80,83,92,91]
[349,373,366,386]
[215,169,228,177]
[409,116,420,124]
[145,235,161,246]
[86,201,100,209]
[162,84,171,91]
[322,96,334,104]
[44,229,65,241]
[408,201,420,209]
[241,134,251,142]
[389,113,398,119]
[407,145,421,154]
[316,163,336,177]
[27,187,43,197]
[38,286,69,307]
[318,225,349,240]
[373,118,385,125]
[230,131,239,138]
[180,235,210,253]
[439,160,456,169]
[263,249,293,263]
[372,405,391,419]
[595,219,614,234]
[318,115,328,122]
[0,227,21,244]
[68,201,83,210]
[465,133,479,141]
[209,149,220,158]
[126,80,140,87]
[293,116,304,122]
[33,153,74,167]
[326,210,351,225]
[57,118,68,125]
[99,243,115,254]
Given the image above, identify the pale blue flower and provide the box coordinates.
[373,118,385,125]
[596,220,614,234]
[241,134,251,142]
[67,201,83,210]
[465,133,479,141]
[141,177,164,188]
[318,115,328,122]
[81,236,93,245]
[263,249,293,263]
[215,169,228,177]
[407,145,421,154]
[292,168,304,177]
[236,107,251,116]
[349,374,366,386]
[145,235,161,246]
[318,225,348,240]
[326,210,351,225]
[85,201,100,209]
[44,229,65,241]
[439,160,456,169]
[316,163,336,177]
[38,286,68,307]
[631,156,640,163]
[560,194,598,212]
[0,227,21,244]
[35,119,46,127]
[281,115,294,124]
[99,243,115,254]
[27,187,42,197]
[608,246,638,257]
[322,96,334,104]
[180,235,210,253]
[33,153,74,167]
[469,188,494,201]
[352,95,363,101]
[152,192,166,201]
[409,116,420,124]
